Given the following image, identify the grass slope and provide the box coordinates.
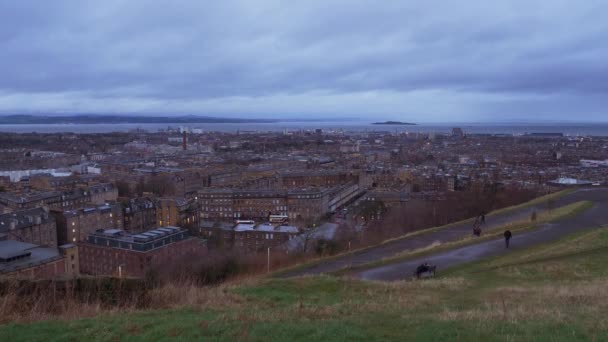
[3,222,608,341]
[272,189,574,277]
[335,200,592,275]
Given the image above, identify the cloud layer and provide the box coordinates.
[1,0,607,122]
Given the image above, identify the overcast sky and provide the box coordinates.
[1,1,607,122]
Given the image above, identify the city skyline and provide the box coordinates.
[1,1,608,122]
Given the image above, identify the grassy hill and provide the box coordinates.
[2,223,608,341]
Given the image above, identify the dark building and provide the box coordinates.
[198,183,361,223]
[233,222,299,252]
[0,183,117,214]
[155,197,200,229]
[123,197,157,233]
[78,227,204,278]
[54,203,123,245]
[0,207,57,247]
[0,237,78,279]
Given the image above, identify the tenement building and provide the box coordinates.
[279,170,359,188]
[155,197,200,229]
[53,203,123,245]
[0,183,117,214]
[198,183,362,222]
[123,197,157,233]
[0,207,57,247]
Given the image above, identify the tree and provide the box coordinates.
[300,226,318,254]
[355,200,387,221]
[314,239,339,256]
[115,180,132,197]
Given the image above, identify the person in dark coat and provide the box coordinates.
[473,222,482,237]
[504,230,512,248]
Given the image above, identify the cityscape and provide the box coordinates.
[2,0,608,341]
[1,126,606,278]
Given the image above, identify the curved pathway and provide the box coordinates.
[278,188,608,279]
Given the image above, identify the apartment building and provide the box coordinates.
[279,170,359,188]
[0,207,57,247]
[54,203,123,245]
[155,197,199,229]
[198,183,362,222]
[0,183,117,214]
[123,197,157,233]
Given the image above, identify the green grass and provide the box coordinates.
[334,200,593,275]
[488,188,574,216]
[3,222,608,341]
[272,189,575,277]
[442,224,608,282]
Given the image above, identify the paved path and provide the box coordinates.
[278,188,608,279]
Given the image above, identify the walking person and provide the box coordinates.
[504,230,512,248]
[473,222,481,237]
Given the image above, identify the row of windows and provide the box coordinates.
[203,206,287,212]
[201,193,325,200]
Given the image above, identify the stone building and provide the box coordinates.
[279,170,359,188]
[0,237,78,279]
[54,203,123,245]
[123,197,157,233]
[233,222,299,252]
[0,207,57,247]
[198,183,362,223]
[0,183,117,214]
[155,197,200,229]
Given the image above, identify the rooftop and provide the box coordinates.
[84,226,191,252]
[0,207,53,233]
[0,240,62,274]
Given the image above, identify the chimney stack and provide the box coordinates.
[182,131,187,151]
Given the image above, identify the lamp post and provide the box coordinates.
[348,241,352,268]
[267,247,271,273]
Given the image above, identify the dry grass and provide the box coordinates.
[0,275,263,324]
[0,290,112,323]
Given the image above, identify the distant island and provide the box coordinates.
[372,121,416,125]
[0,114,277,125]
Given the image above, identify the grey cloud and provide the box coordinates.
[0,0,607,120]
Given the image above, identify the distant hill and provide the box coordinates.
[0,114,277,124]
[372,121,416,125]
